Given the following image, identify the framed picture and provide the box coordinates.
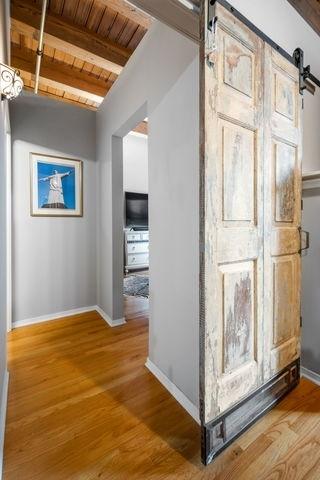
[30,153,83,217]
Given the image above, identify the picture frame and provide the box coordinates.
[30,153,83,217]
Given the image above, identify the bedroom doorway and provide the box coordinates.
[122,120,149,320]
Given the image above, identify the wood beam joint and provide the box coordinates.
[11,0,133,75]
[11,44,112,103]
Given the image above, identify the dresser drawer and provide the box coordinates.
[127,242,148,254]
[141,232,149,241]
[127,233,142,242]
[127,253,149,266]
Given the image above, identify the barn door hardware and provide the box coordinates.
[208,0,295,66]
[207,1,320,95]
[293,48,320,95]
[299,228,310,253]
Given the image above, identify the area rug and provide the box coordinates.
[124,274,149,298]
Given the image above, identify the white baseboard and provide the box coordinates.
[95,306,126,327]
[13,305,126,329]
[13,305,97,328]
[301,366,320,386]
[0,371,9,480]
[145,358,200,424]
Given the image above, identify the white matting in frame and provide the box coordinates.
[30,153,83,217]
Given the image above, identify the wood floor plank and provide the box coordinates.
[4,296,320,479]
[259,435,320,480]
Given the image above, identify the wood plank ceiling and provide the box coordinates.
[10,0,152,111]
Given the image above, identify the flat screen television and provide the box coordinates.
[125,192,148,229]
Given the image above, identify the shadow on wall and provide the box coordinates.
[9,93,96,162]
[302,349,320,375]
[301,187,320,377]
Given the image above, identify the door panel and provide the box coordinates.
[221,121,255,222]
[200,2,264,424]
[263,46,302,380]
[223,34,254,98]
[200,0,302,465]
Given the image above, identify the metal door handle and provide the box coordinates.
[300,230,310,252]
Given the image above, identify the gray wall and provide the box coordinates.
[230,0,320,377]
[0,100,7,409]
[0,0,10,469]
[302,193,320,374]
[96,21,199,407]
[148,57,199,402]
[10,94,97,323]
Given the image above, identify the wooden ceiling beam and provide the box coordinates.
[12,45,108,103]
[11,18,111,71]
[20,69,103,104]
[287,0,320,37]
[96,0,151,29]
[23,85,98,110]
[127,0,199,43]
[11,0,133,75]
[133,121,148,135]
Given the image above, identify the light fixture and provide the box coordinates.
[0,62,23,101]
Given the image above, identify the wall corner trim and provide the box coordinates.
[145,357,200,425]
[12,306,98,328]
[301,366,320,386]
[95,306,126,327]
[0,371,9,480]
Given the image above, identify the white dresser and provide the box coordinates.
[124,230,149,273]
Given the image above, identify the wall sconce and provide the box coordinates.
[0,62,23,100]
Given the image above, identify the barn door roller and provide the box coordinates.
[293,48,320,95]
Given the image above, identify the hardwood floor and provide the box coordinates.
[4,297,320,479]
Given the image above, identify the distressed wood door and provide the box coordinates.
[200,1,302,465]
[263,45,302,381]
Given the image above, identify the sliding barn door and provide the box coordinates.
[200,1,302,465]
[263,45,302,381]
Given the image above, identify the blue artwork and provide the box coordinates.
[37,162,76,209]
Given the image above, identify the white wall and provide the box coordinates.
[0,0,10,475]
[96,21,199,407]
[230,0,320,377]
[123,133,148,194]
[10,94,97,324]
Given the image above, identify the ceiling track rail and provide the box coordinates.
[208,0,320,96]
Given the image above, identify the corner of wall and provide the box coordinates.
[0,371,9,480]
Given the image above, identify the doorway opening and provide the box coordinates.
[122,121,149,324]
[109,101,150,330]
